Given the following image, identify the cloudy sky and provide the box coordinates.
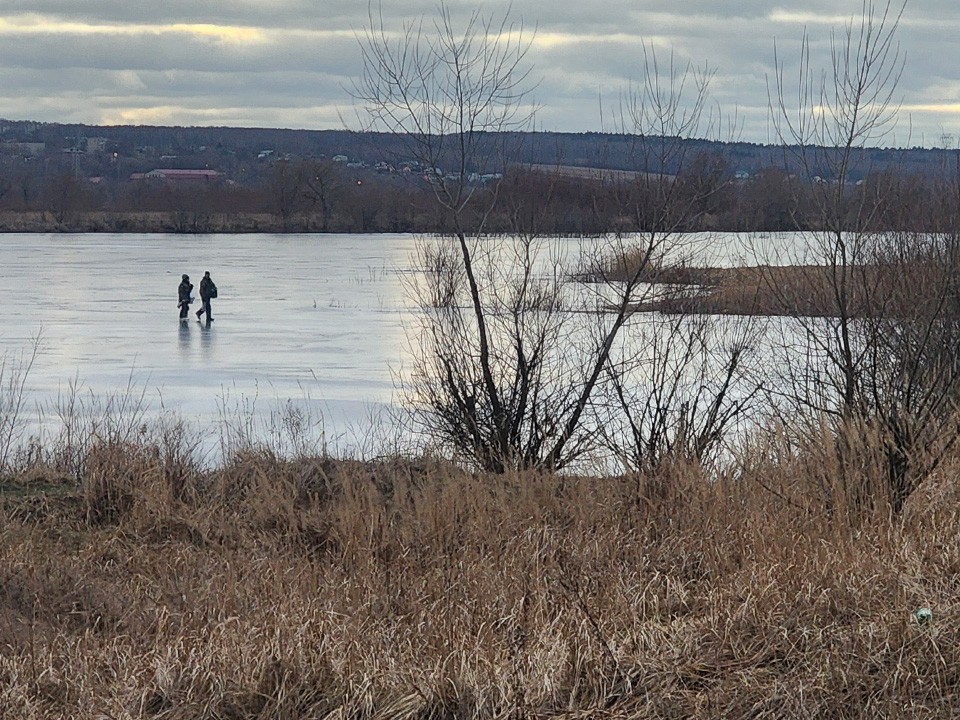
[0,0,957,147]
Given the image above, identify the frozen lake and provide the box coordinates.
[0,231,796,458]
[1,233,424,456]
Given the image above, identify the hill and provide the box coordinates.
[1,119,957,182]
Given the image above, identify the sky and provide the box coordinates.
[0,0,958,147]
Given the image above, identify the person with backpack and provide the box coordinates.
[177,274,193,320]
[196,271,218,322]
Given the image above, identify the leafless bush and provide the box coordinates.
[597,313,762,474]
[0,336,39,473]
[760,1,959,513]
[403,233,594,470]
[358,4,748,472]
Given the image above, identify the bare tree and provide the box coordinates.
[263,158,307,230]
[162,183,213,234]
[0,174,12,209]
[357,4,754,472]
[764,0,960,512]
[16,171,34,210]
[356,3,575,471]
[45,169,90,225]
[301,159,342,232]
[574,47,762,475]
[767,0,904,411]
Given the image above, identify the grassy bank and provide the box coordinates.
[2,431,960,718]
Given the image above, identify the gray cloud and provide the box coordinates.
[0,0,955,145]
[0,30,362,75]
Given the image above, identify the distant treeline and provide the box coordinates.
[0,119,957,233]
[0,157,954,235]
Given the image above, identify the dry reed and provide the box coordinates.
[1,421,960,718]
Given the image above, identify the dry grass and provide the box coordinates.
[580,244,952,317]
[2,428,960,718]
[617,263,947,318]
[629,265,855,316]
[578,248,855,317]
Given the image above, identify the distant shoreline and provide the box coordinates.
[0,211,343,234]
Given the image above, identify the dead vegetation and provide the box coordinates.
[2,429,960,718]
[584,259,953,319]
[623,264,881,317]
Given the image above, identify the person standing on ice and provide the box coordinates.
[177,273,193,320]
[196,270,217,322]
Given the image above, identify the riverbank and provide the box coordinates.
[2,436,959,717]
[0,211,338,234]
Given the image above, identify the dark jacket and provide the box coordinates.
[199,276,216,300]
[178,280,193,306]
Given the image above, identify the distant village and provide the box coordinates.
[0,118,956,233]
[0,122,509,191]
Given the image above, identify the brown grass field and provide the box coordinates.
[3,429,960,718]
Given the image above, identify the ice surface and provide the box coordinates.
[0,231,801,458]
[0,232,420,455]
